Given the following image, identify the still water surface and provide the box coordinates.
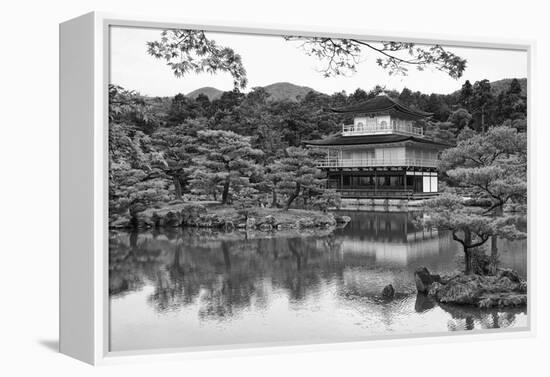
[109,211,527,352]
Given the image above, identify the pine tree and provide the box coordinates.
[191,130,263,204]
[471,79,494,132]
[458,80,474,112]
[422,125,527,274]
[272,147,329,210]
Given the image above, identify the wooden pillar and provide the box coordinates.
[340,171,343,190]
[374,169,377,195]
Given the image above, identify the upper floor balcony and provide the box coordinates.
[342,122,424,137]
[317,157,438,169]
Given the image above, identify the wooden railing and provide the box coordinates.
[339,189,413,198]
[337,189,439,199]
[342,123,424,136]
[317,158,438,168]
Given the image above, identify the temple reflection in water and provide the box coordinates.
[335,211,458,268]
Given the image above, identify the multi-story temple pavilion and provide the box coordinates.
[305,94,449,199]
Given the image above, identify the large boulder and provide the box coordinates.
[381,284,395,299]
[314,215,337,228]
[197,213,225,228]
[296,218,315,228]
[110,215,132,229]
[180,203,207,226]
[258,223,273,232]
[257,215,276,226]
[414,267,441,293]
[497,268,522,283]
[133,215,155,229]
[334,215,351,225]
[156,210,182,227]
[246,217,257,229]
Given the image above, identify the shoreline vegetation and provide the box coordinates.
[109,201,351,232]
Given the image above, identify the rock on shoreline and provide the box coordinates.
[110,202,342,231]
[414,267,527,309]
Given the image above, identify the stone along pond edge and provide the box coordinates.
[109,202,352,231]
[414,267,527,309]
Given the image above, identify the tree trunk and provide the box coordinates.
[489,235,498,274]
[464,246,473,275]
[481,104,486,133]
[221,176,231,204]
[271,187,278,207]
[489,206,502,273]
[284,182,301,211]
[172,175,182,200]
[464,228,473,275]
[129,232,138,248]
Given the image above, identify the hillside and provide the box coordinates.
[262,82,317,102]
[186,82,317,102]
[489,78,527,96]
[186,87,224,101]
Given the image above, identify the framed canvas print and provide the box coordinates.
[59,12,533,365]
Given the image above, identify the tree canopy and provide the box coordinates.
[284,38,467,78]
[147,30,248,90]
[421,124,527,274]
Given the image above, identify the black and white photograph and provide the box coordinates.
[107,26,528,352]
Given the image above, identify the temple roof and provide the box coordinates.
[304,133,450,148]
[329,95,433,120]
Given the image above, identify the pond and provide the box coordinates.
[108,211,528,352]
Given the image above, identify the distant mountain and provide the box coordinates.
[488,78,527,96]
[186,78,526,104]
[186,82,318,102]
[186,87,224,101]
[262,82,317,102]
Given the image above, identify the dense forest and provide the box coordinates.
[109,77,527,225]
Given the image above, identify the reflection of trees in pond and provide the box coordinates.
[147,242,203,312]
[110,221,527,325]
[109,232,167,296]
[272,237,342,303]
[440,302,526,331]
[196,240,260,320]
[110,230,346,320]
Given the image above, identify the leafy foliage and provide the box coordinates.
[268,147,328,210]
[284,37,467,78]
[421,124,527,274]
[190,130,263,204]
[147,30,248,90]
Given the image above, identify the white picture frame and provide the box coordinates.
[59,11,536,365]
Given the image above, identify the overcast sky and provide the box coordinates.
[110,26,527,97]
